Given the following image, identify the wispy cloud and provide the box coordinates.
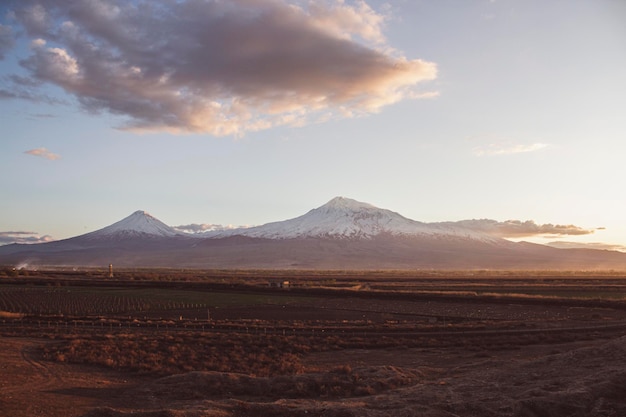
[0,73,68,104]
[0,231,54,245]
[173,223,248,234]
[3,0,437,136]
[473,142,549,156]
[0,86,66,105]
[546,241,626,253]
[442,219,595,238]
[24,147,61,160]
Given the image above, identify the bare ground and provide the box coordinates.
[0,338,148,417]
[2,273,626,417]
[2,334,626,417]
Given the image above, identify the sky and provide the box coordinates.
[1,0,625,251]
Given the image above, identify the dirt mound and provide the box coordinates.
[84,403,364,417]
[139,365,422,401]
[90,338,626,417]
[512,370,626,417]
[501,337,626,417]
[82,407,229,417]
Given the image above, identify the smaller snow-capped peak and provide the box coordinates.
[82,210,181,239]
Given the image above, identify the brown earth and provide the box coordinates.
[2,333,626,417]
[2,273,626,416]
[0,337,148,417]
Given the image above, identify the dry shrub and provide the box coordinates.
[39,331,444,377]
[42,332,309,377]
[82,407,229,417]
[231,401,357,417]
[144,365,421,401]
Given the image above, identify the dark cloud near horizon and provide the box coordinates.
[2,0,437,136]
[0,231,54,245]
[441,219,595,238]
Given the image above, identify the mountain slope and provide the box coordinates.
[0,211,193,268]
[1,197,626,270]
[77,210,182,240]
[207,197,502,243]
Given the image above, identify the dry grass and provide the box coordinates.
[42,332,309,377]
[145,365,421,400]
[36,325,608,380]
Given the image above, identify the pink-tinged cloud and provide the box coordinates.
[24,147,61,160]
[0,231,54,245]
[441,219,594,238]
[547,241,626,253]
[7,0,438,136]
[473,142,549,156]
[173,223,248,234]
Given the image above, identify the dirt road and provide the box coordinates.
[0,338,143,417]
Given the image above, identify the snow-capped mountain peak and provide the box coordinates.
[63,197,505,244]
[4,197,626,270]
[207,197,503,242]
[80,210,181,239]
[323,196,377,211]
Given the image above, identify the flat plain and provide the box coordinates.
[1,269,626,416]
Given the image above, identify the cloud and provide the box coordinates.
[173,223,247,234]
[473,142,549,156]
[0,231,54,245]
[24,147,61,160]
[0,74,68,104]
[12,3,52,38]
[443,219,595,238]
[5,0,437,136]
[0,24,14,59]
[546,241,626,253]
[0,88,66,104]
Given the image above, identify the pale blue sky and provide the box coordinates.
[1,0,625,251]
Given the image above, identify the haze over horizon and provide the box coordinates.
[1,1,625,253]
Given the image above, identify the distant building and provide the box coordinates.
[269,280,290,289]
[108,263,114,278]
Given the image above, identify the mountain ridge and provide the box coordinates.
[202,197,502,243]
[77,210,182,240]
[1,196,625,270]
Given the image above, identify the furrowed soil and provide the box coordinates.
[1,271,626,416]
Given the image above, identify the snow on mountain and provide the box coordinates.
[4,198,626,270]
[79,210,181,239]
[206,197,503,243]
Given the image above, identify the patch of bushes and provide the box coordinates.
[147,365,421,401]
[42,332,310,377]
